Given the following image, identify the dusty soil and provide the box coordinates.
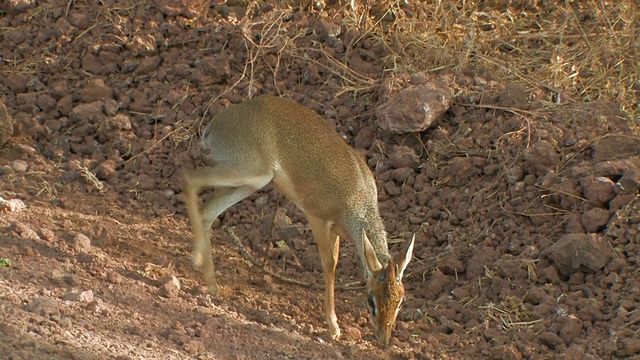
[1,1,639,359]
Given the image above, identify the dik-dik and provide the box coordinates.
[183,95,415,346]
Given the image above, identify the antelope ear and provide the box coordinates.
[388,258,397,280]
[362,229,383,273]
[396,234,415,282]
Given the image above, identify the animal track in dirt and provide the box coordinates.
[1,1,639,359]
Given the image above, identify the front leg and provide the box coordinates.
[309,218,341,339]
[322,262,340,339]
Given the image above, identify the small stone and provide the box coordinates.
[607,258,626,273]
[542,233,610,276]
[383,182,401,196]
[483,163,500,176]
[489,345,523,360]
[20,227,40,241]
[274,208,292,228]
[498,84,529,109]
[423,271,449,301]
[254,194,269,208]
[63,289,94,303]
[354,126,374,150]
[313,17,341,42]
[158,275,181,298]
[292,238,307,251]
[3,72,29,93]
[49,80,69,100]
[538,265,561,284]
[90,223,117,247]
[581,177,616,207]
[440,157,477,187]
[196,56,231,85]
[10,160,28,172]
[77,252,94,263]
[524,287,547,305]
[36,93,57,112]
[134,56,161,76]
[581,208,611,233]
[261,275,273,285]
[592,135,640,162]
[0,198,26,213]
[388,146,420,169]
[564,214,585,233]
[396,321,410,331]
[523,140,561,176]
[277,223,304,240]
[85,299,103,313]
[70,101,105,123]
[563,344,587,360]
[77,290,94,303]
[342,325,362,341]
[616,337,640,357]
[163,189,175,200]
[3,0,37,13]
[68,11,90,29]
[438,258,466,275]
[26,296,60,318]
[106,271,122,284]
[129,34,157,56]
[539,332,563,348]
[559,315,582,344]
[618,164,640,194]
[79,78,113,103]
[37,228,56,242]
[73,233,92,252]
[56,95,73,116]
[483,328,501,342]
[81,53,102,74]
[183,340,206,355]
[103,98,120,116]
[58,317,73,329]
[505,166,524,184]
[377,82,453,134]
[94,160,118,180]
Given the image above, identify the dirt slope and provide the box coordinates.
[1,1,639,359]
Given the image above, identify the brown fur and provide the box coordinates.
[183,95,414,346]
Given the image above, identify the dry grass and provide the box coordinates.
[221,1,639,135]
[76,163,105,193]
[344,1,639,128]
[479,296,541,331]
[242,1,638,132]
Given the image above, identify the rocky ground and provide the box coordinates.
[1,1,639,359]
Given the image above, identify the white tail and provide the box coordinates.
[183,95,414,346]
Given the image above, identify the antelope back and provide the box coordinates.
[202,95,379,220]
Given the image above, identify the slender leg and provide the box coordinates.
[308,216,341,339]
[184,167,273,295]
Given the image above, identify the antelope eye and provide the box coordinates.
[367,293,377,316]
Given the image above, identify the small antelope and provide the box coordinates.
[183,95,415,346]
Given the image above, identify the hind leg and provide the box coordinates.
[184,166,273,294]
